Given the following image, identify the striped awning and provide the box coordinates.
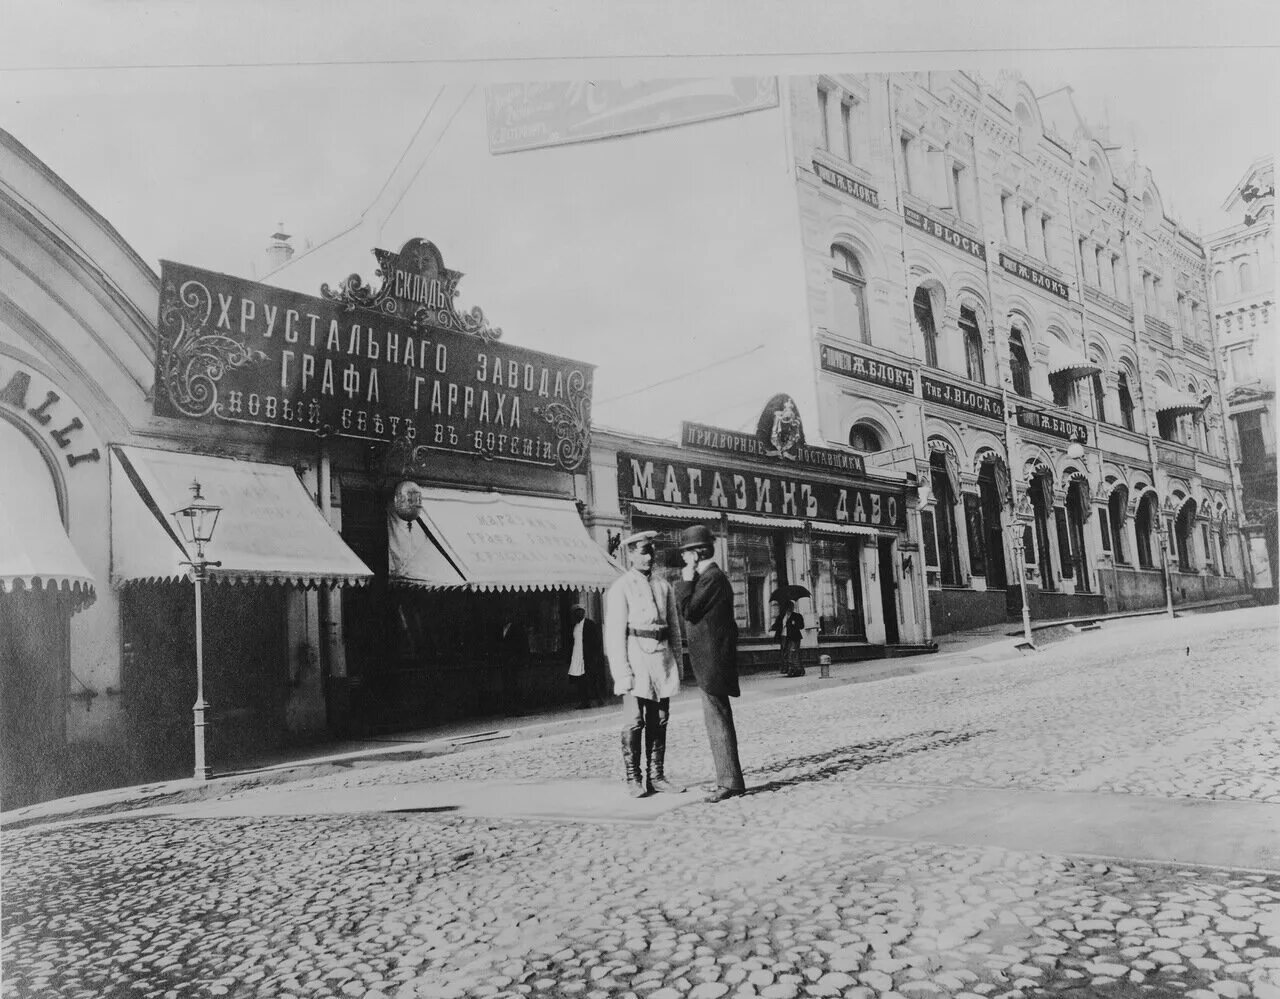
[390,487,620,592]
[808,520,887,538]
[111,446,373,588]
[0,468,96,609]
[1154,383,1206,418]
[630,502,803,531]
[1047,340,1102,381]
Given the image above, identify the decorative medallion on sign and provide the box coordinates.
[322,237,503,342]
[535,369,592,472]
[157,276,268,417]
[756,393,805,460]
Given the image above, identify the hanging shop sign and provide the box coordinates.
[812,161,880,209]
[154,248,594,472]
[681,393,865,476]
[903,207,986,261]
[998,252,1070,301]
[618,451,906,530]
[920,375,1005,421]
[0,359,100,467]
[1015,406,1089,444]
[819,344,915,394]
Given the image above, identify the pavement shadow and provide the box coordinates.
[740,728,992,797]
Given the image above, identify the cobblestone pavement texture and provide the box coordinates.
[3,607,1278,999]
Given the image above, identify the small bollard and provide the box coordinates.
[818,654,832,678]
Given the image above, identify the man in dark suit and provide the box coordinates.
[674,524,746,803]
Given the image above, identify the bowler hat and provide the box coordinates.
[679,524,717,551]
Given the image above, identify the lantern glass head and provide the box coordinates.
[172,479,222,548]
[1066,442,1086,461]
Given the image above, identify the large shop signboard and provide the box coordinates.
[154,241,594,472]
[618,452,907,531]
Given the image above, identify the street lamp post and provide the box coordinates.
[1158,528,1176,619]
[1010,525,1034,649]
[172,479,222,781]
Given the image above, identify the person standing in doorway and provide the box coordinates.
[567,605,605,709]
[675,524,746,803]
[604,531,685,797]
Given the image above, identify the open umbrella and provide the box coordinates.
[770,584,811,603]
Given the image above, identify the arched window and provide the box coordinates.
[1009,328,1032,397]
[831,245,871,344]
[1015,102,1036,153]
[929,450,963,586]
[848,423,882,453]
[1088,155,1106,198]
[1174,499,1197,572]
[1088,371,1107,423]
[913,287,938,368]
[1239,260,1254,293]
[1134,492,1157,569]
[1108,488,1127,563]
[1117,372,1136,431]
[960,307,985,383]
[1214,270,1229,301]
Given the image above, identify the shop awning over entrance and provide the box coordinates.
[390,488,621,592]
[0,475,96,607]
[111,446,373,587]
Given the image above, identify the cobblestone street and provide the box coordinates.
[4,607,1279,999]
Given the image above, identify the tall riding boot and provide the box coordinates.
[621,730,646,797]
[646,726,686,794]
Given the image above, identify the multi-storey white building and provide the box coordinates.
[1208,156,1276,602]
[788,70,1247,632]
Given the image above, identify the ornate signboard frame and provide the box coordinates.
[155,245,594,472]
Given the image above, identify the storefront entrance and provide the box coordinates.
[878,538,899,645]
[122,584,289,776]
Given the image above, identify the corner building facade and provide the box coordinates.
[789,71,1248,632]
[1207,157,1276,604]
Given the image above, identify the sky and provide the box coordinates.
[2,4,1276,441]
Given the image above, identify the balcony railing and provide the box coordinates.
[1156,440,1196,471]
[1083,285,1134,323]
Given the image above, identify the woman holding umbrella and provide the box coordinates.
[771,584,808,677]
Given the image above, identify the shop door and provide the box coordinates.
[877,538,899,645]
[123,584,288,776]
[0,591,70,807]
[979,473,1007,590]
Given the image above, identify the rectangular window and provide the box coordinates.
[1041,215,1052,265]
[1001,194,1013,242]
[901,134,914,193]
[964,493,987,577]
[1202,525,1216,573]
[951,164,965,219]
[1230,347,1251,383]
[817,86,830,153]
[1055,507,1074,579]
[1098,508,1112,552]
[1236,410,1268,467]
[841,100,853,161]
[921,510,939,568]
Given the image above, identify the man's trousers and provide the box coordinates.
[699,690,745,791]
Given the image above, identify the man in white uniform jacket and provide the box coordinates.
[605,531,685,797]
